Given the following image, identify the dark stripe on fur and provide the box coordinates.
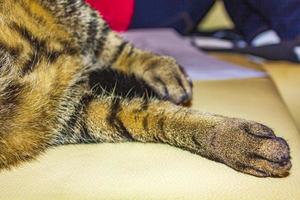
[142,114,150,132]
[153,76,169,99]
[0,42,22,59]
[65,0,83,15]
[192,135,202,148]
[175,76,184,91]
[109,41,128,65]
[22,51,40,74]
[127,44,134,57]
[140,98,150,111]
[132,98,150,114]
[59,94,93,140]
[79,121,97,143]
[157,115,166,135]
[153,111,167,143]
[10,23,46,74]
[86,12,99,46]
[107,97,135,141]
[1,82,24,107]
[175,76,188,98]
[10,22,78,74]
[142,59,161,74]
[94,24,110,57]
[178,65,193,88]
[11,22,46,51]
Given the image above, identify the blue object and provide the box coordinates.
[224,0,300,42]
[130,0,214,34]
[130,0,300,41]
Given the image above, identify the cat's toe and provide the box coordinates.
[248,137,291,177]
[257,137,290,163]
[249,155,292,177]
[242,122,276,138]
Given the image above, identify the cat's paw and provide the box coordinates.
[207,119,291,177]
[138,56,192,104]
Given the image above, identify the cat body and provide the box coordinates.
[0,0,291,177]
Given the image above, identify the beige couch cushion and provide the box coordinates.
[1,78,299,200]
[263,63,300,130]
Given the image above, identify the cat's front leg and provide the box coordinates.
[112,46,193,104]
[159,107,292,177]
[85,97,291,177]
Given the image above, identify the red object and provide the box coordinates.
[85,0,134,32]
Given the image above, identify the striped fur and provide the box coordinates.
[0,0,291,177]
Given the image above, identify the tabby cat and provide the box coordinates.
[0,0,291,177]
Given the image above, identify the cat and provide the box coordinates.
[0,0,291,177]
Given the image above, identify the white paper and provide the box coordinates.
[192,36,234,49]
[122,29,266,81]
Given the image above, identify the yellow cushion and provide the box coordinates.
[263,62,300,130]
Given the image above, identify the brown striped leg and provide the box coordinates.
[85,96,291,177]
